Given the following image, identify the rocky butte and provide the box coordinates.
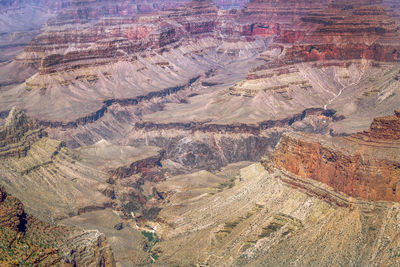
[0,0,399,266]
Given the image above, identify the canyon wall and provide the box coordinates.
[126,109,335,171]
[0,186,115,266]
[271,111,400,202]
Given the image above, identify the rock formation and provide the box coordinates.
[0,0,400,266]
[0,108,113,220]
[271,111,400,202]
[360,109,400,139]
[280,4,400,63]
[0,109,175,264]
[0,107,46,158]
[18,0,220,74]
[149,161,400,266]
[0,186,115,266]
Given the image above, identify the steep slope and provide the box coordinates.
[0,0,267,123]
[0,186,115,266]
[0,107,166,219]
[1,0,398,145]
[149,161,400,266]
[0,108,176,265]
[0,107,112,220]
[223,0,400,133]
[136,112,400,266]
[271,111,400,202]
[0,1,400,266]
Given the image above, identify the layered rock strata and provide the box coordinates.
[0,109,172,264]
[359,109,400,140]
[0,186,115,266]
[271,111,400,202]
[0,108,111,220]
[17,0,220,73]
[150,162,400,266]
[0,107,46,158]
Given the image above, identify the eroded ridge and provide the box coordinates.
[0,186,115,266]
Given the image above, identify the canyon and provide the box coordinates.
[0,0,399,266]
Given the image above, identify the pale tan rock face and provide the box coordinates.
[0,107,46,158]
[150,163,400,266]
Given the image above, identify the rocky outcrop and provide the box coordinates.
[107,151,164,179]
[0,107,46,158]
[0,110,167,264]
[135,108,337,134]
[240,0,333,21]
[234,0,400,97]
[358,110,400,140]
[18,0,219,73]
[0,108,113,221]
[0,186,115,266]
[126,108,336,171]
[169,0,218,35]
[281,3,400,62]
[270,111,400,202]
[154,161,400,266]
[36,80,195,128]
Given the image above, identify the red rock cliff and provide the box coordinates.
[271,111,400,202]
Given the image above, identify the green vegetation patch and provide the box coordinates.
[259,222,285,238]
[142,231,159,251]
[258,213,303,239]
[215,177,236,192]
[215,204,265,241]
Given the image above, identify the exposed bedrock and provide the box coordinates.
[276,4,400,63]
[0,109,172,264]
[135,108,337,134]
[0,108,113,220]
[360,110,400,140]
[0,186,115,266]
[128,130,281,171]
[153,162,400,266]
[1,36,267,125]
[283,42,400,63]
[36,81,195,129]
[0,107,47,158]
[6,0,400,77]
[0,108,170,222]
[17,0,221,73]
[126,108,336,171]
[107,151,164,179]
[271,111,400,202]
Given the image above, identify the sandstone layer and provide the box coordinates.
[271,111,400,202]
[148,162,400,266]
[0,109,177,265]
[2,0,399,143]
[0,1,400,266]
